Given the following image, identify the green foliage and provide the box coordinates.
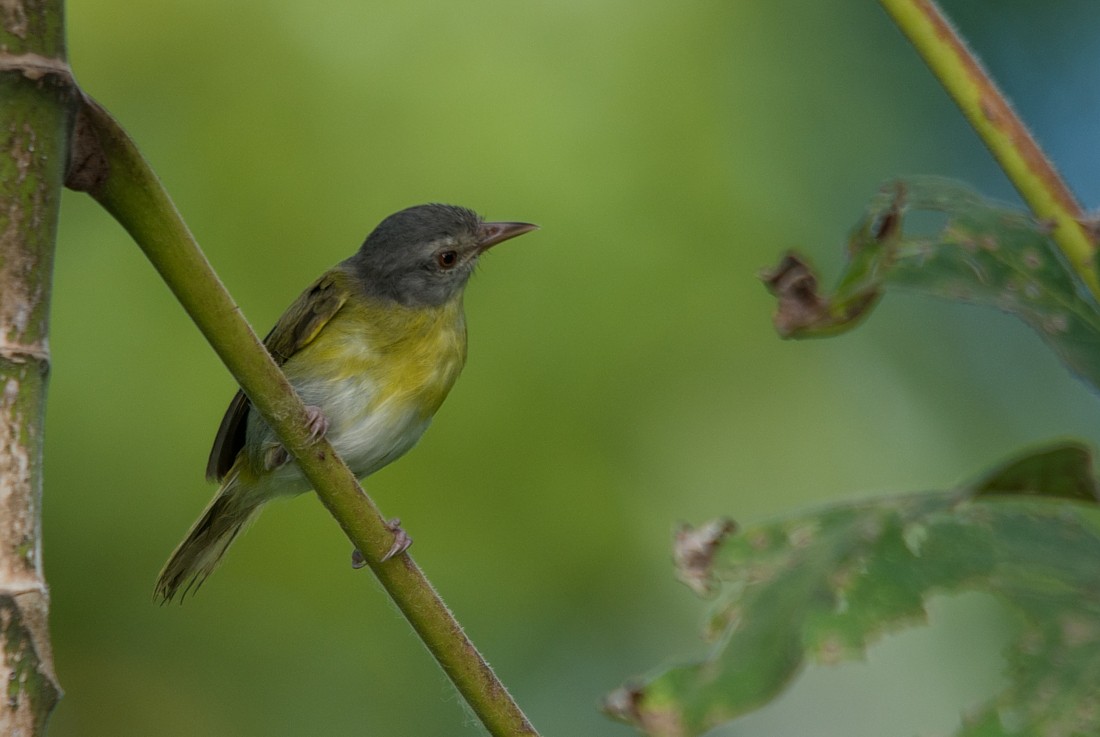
[44,3,1100,737]
[607,444,1100,737]
[611,176,1100,736]
[762,178,1100,392]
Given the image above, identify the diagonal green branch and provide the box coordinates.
[69,96,539,737]
[878,0,1100,300]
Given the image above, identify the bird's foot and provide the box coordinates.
[350,548,367,569]
[382,518,412,561]
[263,445,290,471]
[260,406,329,471]
[304,405,329,441]
[378,523,413,563]
[349,518,413,568]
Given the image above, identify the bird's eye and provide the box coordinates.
[437,250,458,269]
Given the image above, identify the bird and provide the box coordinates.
[155,204,537,602]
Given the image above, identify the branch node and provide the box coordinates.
[65,100,109,193]
[0,342,50,365]
[0,52,71,83]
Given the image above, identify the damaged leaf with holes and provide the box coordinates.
[605,443,1100,737]
[761,178,1100,392]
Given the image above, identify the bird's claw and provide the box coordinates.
[261,406,329,471]
[349,518,413,568]
[350,548,367,569]
[382,518,412,561]
[304,405,329,441]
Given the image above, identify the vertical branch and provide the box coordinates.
[0,0,71,733]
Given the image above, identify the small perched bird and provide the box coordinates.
[155,204,537,602]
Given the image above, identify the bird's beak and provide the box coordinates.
[477,221,539,252]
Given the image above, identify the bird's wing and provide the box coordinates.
[205,271,351,481]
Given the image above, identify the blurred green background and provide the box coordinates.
[44,1,1100,735]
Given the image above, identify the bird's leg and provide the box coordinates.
[350,517,413,568]
[262,405,329,471]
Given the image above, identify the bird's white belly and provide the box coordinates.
[331,399,432,478]
[261,373,432,494]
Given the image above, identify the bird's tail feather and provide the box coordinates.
[155,472,264,604]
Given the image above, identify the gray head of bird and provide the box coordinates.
[348,203,537,307]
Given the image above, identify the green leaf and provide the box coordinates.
[971,441,1100,503]
[606,443,1100,737]
[760,178,1100,391]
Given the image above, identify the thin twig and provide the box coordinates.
[878,0,1100,299]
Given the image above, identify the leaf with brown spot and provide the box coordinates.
[673,518,737,596]
[608,443,1100,737]
[760,252,882,338]
[762,178,1100,392]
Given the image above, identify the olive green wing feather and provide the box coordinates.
[205,271,351,481]
[205,391,251,481]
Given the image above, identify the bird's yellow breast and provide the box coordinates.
[284,294,468,422]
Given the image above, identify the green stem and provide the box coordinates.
[878,0,1100,300]
[73,97,539,737]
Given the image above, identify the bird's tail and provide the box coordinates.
[155,470,264,603]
